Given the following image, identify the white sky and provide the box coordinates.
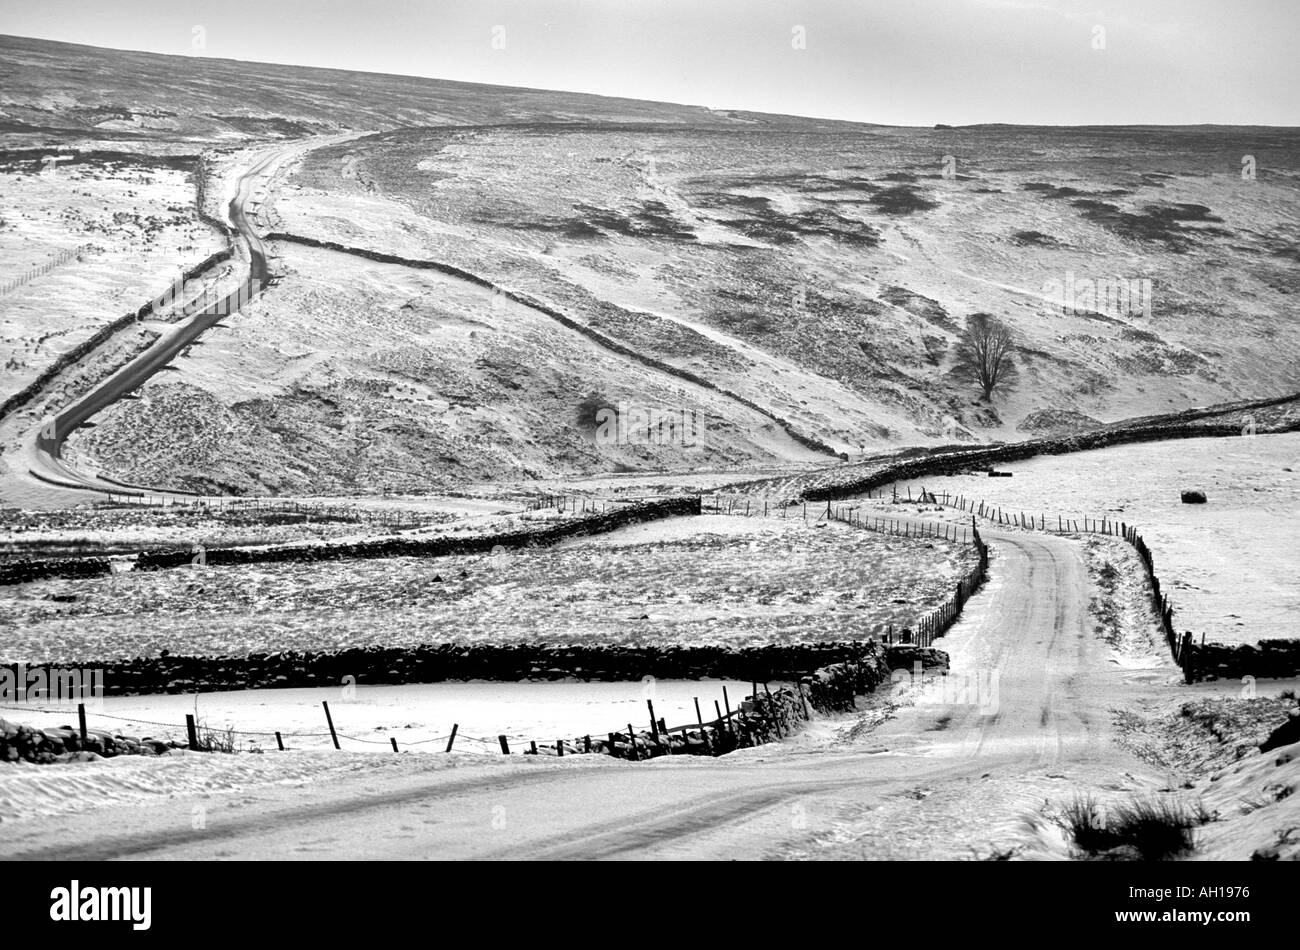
[2,0,1297,126]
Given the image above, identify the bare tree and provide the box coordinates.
[951,313,1019,401]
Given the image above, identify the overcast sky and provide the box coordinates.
[3,0,1297,126]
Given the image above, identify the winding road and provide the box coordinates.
[15,140,327,500]
[0,525,1175,861]
[0,135,1181,859]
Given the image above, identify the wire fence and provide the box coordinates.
[703,490,970,541]
[916,488,1192,669]
[0,687,764,761]
[0,244,96,297]
[1,489,1002,762]
[701,490,985,648]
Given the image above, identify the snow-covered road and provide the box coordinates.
[0,528,1186,860]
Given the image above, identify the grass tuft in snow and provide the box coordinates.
[1061,794,1213,860]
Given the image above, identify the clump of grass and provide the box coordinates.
[1021,183,1084,199]
[1070,199,1228,248]
[869,185,938,215]
[1061,794,1212,860]
[1011,229,1060,247]
[194,722,237,754]
[1098,561,1120,585]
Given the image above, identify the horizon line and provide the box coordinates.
[3,32,1299,132]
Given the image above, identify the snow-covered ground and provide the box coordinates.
[0,156,224,402]
[0,514,974,661]
[0,679,761,824]
[884,432,1300,645]
[1,677,755,759]
[3,525,1295,861]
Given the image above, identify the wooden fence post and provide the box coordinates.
[322,701,340,749]
[78,703,88,745]
[391,737,399,753]
[445,723,459,752]
[647,699,659,740]
[186,714,200,751]
[275,731,284,751]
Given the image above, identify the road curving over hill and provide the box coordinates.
[0,523,1175,861]
[13,137,344,502]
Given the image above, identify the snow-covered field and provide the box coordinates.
[0,514,974,661]
[2,677,757,758]
[0,678,777,826]
[0,493,578,558]
[885,433,1300,645]
[0,153,224,402]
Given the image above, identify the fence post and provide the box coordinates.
[627,724,639,761]
[445,723,459,752]
[321,701,340,749]
[391,737,399,753]
[276,731,284,751]
[186,714,200,751]
[647,699,659,740]
[498,734,511,754]
[78,703,88,746]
